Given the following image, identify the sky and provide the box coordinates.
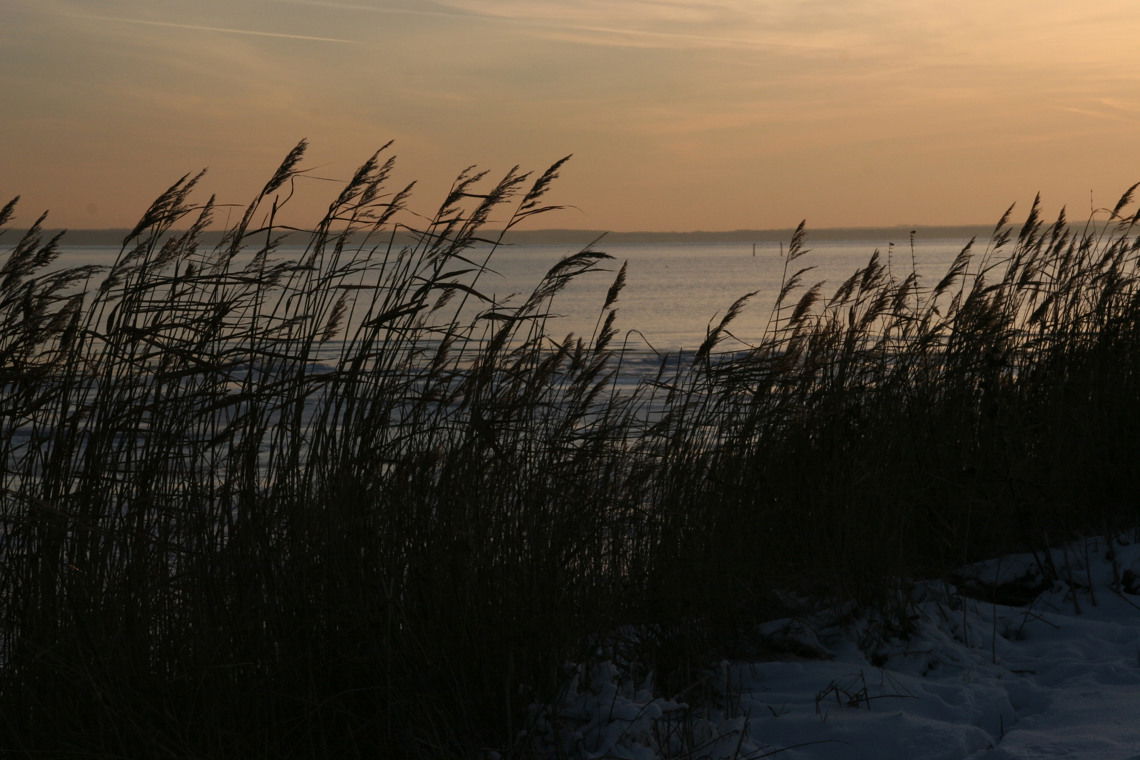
[5,0,1140,232]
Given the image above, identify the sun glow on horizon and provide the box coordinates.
[6,0,1140,232]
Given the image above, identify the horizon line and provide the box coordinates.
[18,223,1008,238]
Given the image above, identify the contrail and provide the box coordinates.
[70,13,360,44]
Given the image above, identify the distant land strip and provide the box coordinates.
[12,226,1023,248]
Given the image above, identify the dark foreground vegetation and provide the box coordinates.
[2,142,1139,757]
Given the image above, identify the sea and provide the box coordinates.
[51,230,988,358]
[5,231,996,470]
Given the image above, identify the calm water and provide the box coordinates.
[55,235,979,353]
[492,239,974,351]
[3,234,986,469]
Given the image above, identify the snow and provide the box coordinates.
[527,535,1140,759]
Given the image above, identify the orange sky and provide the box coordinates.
[5,0,1140,232]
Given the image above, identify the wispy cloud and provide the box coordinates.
[434,0,748,26]
[431,0,750,48]
[419,0,889,58]
[1057,100,1140,124]
[66,12,360,44]
[525,22,859,54]
[274,0,476,21]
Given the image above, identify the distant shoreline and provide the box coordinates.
[13,225,1014,247]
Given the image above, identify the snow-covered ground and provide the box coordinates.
[527,534,1140,759]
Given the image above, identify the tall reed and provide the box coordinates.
[2,144,1139,757]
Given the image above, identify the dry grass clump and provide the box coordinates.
[2,143,1139,757]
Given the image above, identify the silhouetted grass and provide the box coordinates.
[2,143,1139,757]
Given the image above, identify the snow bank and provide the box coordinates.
[525,534,1140,759]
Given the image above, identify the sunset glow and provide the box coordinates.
[6,0,1140,230]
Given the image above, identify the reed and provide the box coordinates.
[2,143,1139,757]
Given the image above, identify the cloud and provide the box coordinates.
[425,0,849,53]
[63,12,360,44]
[273,0,476,22]
[271,0,759,50]
[410,0,1017,89]
[1057,101,1140,124]
[437,0,742,25]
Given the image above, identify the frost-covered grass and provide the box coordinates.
[1,143,1139,757]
